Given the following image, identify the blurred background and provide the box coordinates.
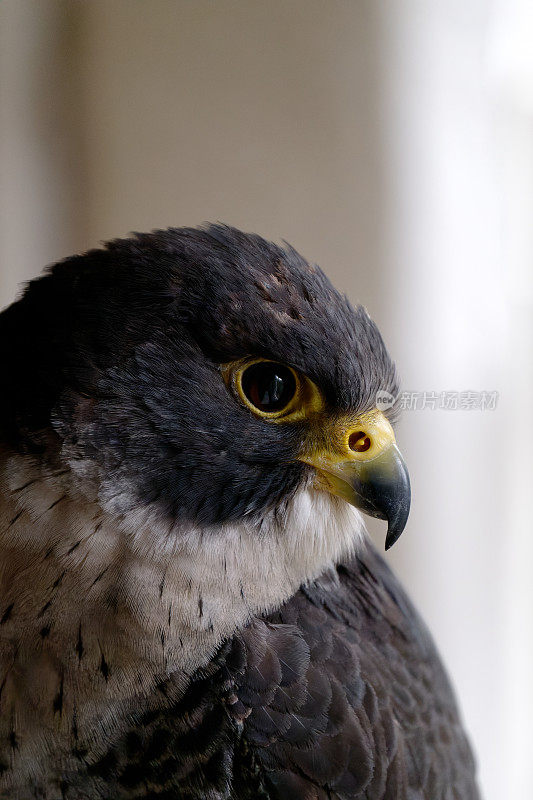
[1,2,532,797]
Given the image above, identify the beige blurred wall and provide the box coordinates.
[77,0,388,309]
[2,3,533,799]
[0,1,85,302]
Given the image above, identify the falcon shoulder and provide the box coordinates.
[230,541,480,800]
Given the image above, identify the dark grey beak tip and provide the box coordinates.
[385,523,404,551]
[382,449,411,551]
[383,479,411,551]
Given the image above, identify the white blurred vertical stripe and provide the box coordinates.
[489,2,533,797]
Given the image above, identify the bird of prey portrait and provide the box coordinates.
[0,225,479,799]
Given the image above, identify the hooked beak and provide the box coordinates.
[299,409,411,550]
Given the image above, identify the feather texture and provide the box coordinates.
[29,543,478,799]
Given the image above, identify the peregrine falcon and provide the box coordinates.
[0,225,479,799]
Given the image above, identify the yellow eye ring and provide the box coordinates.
[221,358,324,422]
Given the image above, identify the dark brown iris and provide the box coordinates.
[241,362,296,413]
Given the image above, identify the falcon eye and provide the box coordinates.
[221,357,324,422]
[241,362,297,414]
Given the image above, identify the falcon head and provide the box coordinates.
[0,225,409,556]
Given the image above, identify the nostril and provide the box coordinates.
[348,431,371,453]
